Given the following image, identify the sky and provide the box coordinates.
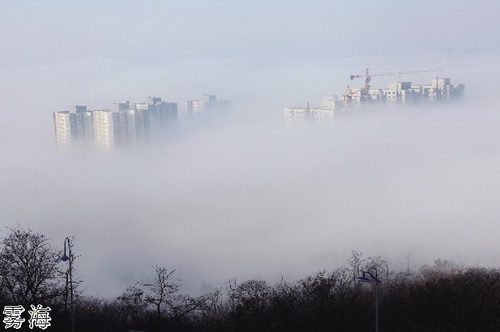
[1,0,500,297]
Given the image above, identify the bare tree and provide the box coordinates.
[227,279,270,314]
[0,226,63,306]
[196,287,227,328]
[117,286,147,325]
[141,265,179,320]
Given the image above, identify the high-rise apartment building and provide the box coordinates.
[53,106,93,148]
[186,95,230,115]
[284,77,464,123]
[93,109,114,150]
[54,96,178,150]
[137,97,177,136]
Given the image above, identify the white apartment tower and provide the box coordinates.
[54,96,178,150]
[53,106,93,148]
[93,110,114,150]
[186,95,230,115]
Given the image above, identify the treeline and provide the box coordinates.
[1,226,500,331]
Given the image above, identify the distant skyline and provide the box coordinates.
[1,1,500,297]
[1,1,498,110]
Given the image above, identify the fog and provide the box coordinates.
[1,1,500,297]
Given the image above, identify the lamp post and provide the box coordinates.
[356,267,381,332]
[60,237,75,332]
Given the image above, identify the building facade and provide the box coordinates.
[54,96,177,150]
[53,106,93,148]
[186,95,231,116]
[284,77,464,123]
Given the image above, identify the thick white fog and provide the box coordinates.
[1,1,500,297]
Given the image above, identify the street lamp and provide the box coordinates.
[356,267,381,332]
[60,237,75,332]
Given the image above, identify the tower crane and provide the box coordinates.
[349,68,442,102]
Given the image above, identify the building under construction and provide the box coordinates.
[284,71,465,123]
